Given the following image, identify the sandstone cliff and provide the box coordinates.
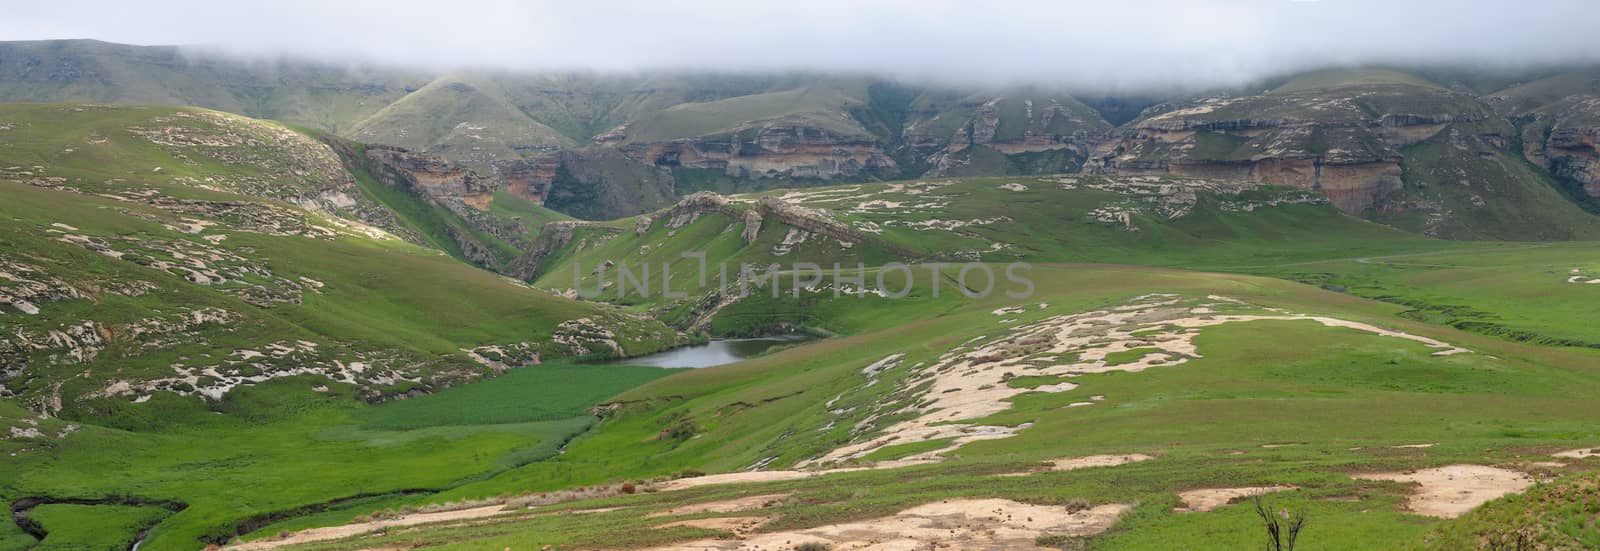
[1105,83,1487,216]
[325,140,523,267]
[1514,97,1600,200]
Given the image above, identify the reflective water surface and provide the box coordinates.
[598,336,811,368]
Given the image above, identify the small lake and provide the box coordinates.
[598,336,811,368]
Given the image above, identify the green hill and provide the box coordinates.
[0,103,679,420]
[0,39,425,133]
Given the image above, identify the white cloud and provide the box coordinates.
[2,0,1597,90]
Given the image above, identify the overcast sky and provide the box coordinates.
[3,0,1598,90]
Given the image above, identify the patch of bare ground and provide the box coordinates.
[656,516,772,536]
[1000,453,1156,477]
[1050,453,1155,471]
[223,505,512,550]
[653,460,943,492]
[654,471,817,492]
[647,494,790,518]
[1553,446,1600,459]
[643,498,1130,551]
[1175,486,1298,513]
[1351,465,1535,518]
[225,484,635,549]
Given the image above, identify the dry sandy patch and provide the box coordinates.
[1351,465,1534,518]
[998,453,1155,477]
[648,494,790,518]
[655,471,818,491]
[1175,486,1297,513]
[1049,453,1154,471]
[656,516,772,535]
[1553,446,1600,459]
[223,504,511,550]
[644,498,1130,550]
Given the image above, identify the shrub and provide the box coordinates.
[1252,495,1307,551]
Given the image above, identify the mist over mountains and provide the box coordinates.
[6,0,1600,91]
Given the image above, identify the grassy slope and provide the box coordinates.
[621,80,873,143]
[0,103,682,546]
[529,174,1443,331]
[347,74,574,170]
[256,264,1600,549]
[488,189,572,242]
[27,503,169,550]
[1237,242,1600,347]
[1,366,672,548]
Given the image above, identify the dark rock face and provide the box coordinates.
[530,149,678,221]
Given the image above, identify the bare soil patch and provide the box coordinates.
[1175,486,1297,513]
[647,494,789,518]
[224,505,510,550]
[655,516,772,535]
[1553,446,1600,459]
[645,498,1130,550]
[1351,465,1534,518]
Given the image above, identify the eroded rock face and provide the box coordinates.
[325,141,515,267]
[493,157,557,204]
[1105,87,1484,215]
[924,96,1114,177]
[635,192,763,243]
[620,123,897,181]
[362,145,497,209]
[1526,98,1600,199]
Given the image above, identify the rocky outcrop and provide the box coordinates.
[1524,98,1600,199]
[755,196,871,249]
[360,144,497,209]
[1107,102,1465,214]
[617,122,897,181]
[636,192,763,243]
[551,317,623,357]
[492,157,557,204]
[1153,157,1403,214]
[924,96,1113,176]
[324,140,512,267]
[1548,127,1600,198]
